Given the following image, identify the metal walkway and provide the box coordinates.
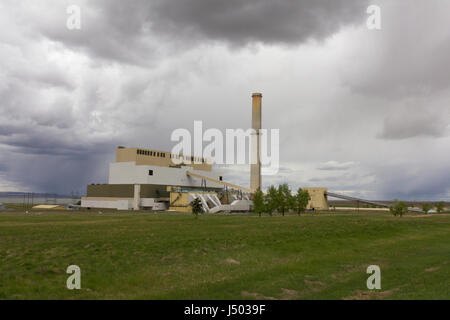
[326,192,391,208]
[186,171,252,193]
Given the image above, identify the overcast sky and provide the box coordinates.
[0,0,449,200]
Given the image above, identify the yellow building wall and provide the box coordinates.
[168,191,224,212]
[169,192,191,212]
[170,192,189,207]
[116,147,212,171]
[304,188,329,210]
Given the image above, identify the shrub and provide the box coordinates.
[265,185,278,216]
[294,188,310,215]
[390,200,408,217]
[190,198,204,217]
[277,184,293,216]
[422,203,432,214]
[435,202,445,213]
[253,188,265,217]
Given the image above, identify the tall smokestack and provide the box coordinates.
[250,93,262,193]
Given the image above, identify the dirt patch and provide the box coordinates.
[241,291,276,300]
[304,280,325,292]
[345,288,400,300]
[35,266,63,275]
[425,261,448,272]
[331,273,344,280]
[405,213,450,218]
[331,265,361,281]
[225,258,240,265]
[405,215,433,218]
[161,252,184,262]
[280,288,298,299]
[425,266,441,272]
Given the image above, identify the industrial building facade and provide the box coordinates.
[81,93,329,212]
[82,146,228,211]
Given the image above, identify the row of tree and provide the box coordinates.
[252,184,310,216]
[189,184,310,217]
[422,201,445,214]
[390,200,446,217]
[192,189,447,218]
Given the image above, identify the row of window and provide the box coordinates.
[137,149,206,163]
[137,149,166,158]
[171,154,206,163]
[148,169,222,182]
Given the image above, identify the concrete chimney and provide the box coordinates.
[250,93,262,193]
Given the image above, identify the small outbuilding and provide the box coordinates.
[32,204,66,210]
[0,203,6,210]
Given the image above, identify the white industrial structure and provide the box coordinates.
[108,161,224,188]
[81,93,262,212]
[81,93,334,212]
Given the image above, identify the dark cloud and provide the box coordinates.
[30,0,368,64]
[379,110,448,140]
[0,133,112,157]
[1,0,449,201]
[150,0,368,45]
[0,118,120,193]
[375,164,450,201]
[0,148,113,194]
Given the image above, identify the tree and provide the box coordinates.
[422,203,432,214]
[277,184,293,216]
[390,200,407,217]
[190,198,204,217]
[294,188,310,215]
[265,185,278,216]
[253,188,265,217]
[435,202,445,213]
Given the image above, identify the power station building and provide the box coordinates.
[81,93,330,212]
[81,146,231,211]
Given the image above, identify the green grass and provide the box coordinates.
[0,211,449,299]
[3,203,33,210]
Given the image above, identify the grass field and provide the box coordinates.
[0,211,449,300]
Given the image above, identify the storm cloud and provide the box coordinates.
[149,0,368,45]
[27,0,369,64]
[0,0,449,200]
